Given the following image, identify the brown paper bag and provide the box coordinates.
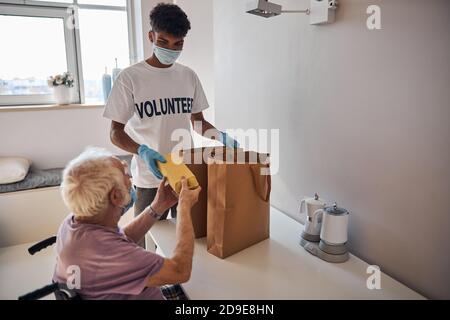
[207,150,271,259]
[180,147,246,239]
[181,147,233,239]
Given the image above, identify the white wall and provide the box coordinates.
[213,0,450,299]
[175,0,215,123]
[0,107,122,169]
[0,187,69,247]
[175,0,216,147]
[137,0,172,60]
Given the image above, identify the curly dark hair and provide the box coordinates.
[150,3,191,38]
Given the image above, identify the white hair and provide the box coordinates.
[61,147,127,220]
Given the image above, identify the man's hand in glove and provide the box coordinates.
[137,145,166,180]
[219,131,240,149]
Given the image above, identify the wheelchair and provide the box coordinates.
[18,236,81,300]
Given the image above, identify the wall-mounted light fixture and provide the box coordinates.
[246,0,339,25]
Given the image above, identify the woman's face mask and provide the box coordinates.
[153,44,182,66]
[121,187,137,216]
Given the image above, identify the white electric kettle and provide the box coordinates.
[320,203,349,248]
[300,201,351,264]
[299,193,326,242]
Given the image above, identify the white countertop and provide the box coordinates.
[150,207,424,300]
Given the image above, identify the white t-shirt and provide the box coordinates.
[103,61,209,188]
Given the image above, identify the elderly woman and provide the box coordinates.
[53,147,200,300]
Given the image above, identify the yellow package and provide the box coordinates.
[157,153,200,194]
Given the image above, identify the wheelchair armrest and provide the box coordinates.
[28,236,57,255]
[18,282,81,300]
[18,283,59,300]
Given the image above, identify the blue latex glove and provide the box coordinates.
[219,131,240,149]
[137,145,166,180]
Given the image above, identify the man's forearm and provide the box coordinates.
[172,202,195,272]
[123,205,161,243]
[193,119,222,141]
[111,123,140,154]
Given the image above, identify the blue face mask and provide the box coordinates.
[122,187,137,216]
[153,44,182,66]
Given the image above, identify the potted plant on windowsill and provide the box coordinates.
[47,72,74,105]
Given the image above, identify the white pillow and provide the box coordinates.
[0,157,31,184]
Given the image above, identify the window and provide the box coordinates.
[78,0,125,5]
[0,0,133,106]
[78,7,129,104]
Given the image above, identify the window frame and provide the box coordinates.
[0,0,135,106]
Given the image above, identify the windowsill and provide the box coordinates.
[0,103,104,112]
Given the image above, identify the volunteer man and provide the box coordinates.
[103,3,239,246]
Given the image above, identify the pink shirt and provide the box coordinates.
[53,215,165,300]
